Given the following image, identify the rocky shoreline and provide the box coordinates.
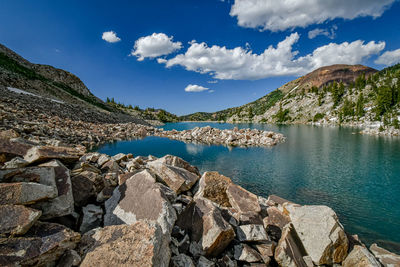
[0,132,399,266]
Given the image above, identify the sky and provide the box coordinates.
[1,0,400,115]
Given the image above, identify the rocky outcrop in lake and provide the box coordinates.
[0,132,398,266]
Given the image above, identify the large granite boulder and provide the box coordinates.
[24,145,81,165]
[0,222,80,266]
[343,245,381,267]
[285,204,349,265]
[71,170,103,207]
[0,138,33,163]
[104,170,177,235]
[370,243,400,267]
[275,223,309,267]
[264,206,291,229]
[176,198,235,257]
[146,160,199,194]
[154,155,200,176]
[33,160,74,218]
[195,171,233,207]
[0,166,57,188]
[79,222,170,267]
[226,183,261,214]
[0,182,57,205]
[0,204,41,235]
[236,224,268,242]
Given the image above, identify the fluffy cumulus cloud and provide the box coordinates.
[102,31,121,43]
[184,84,210,92]
[374,49,400,66]
[230,0,395,31]
[159,33,385,80]
[308,26,337,39]
[131,33,182,61]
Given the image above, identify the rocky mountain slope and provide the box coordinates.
[181,64,400,135]
[0,43,177,124]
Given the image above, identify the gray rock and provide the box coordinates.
[343,245,381,267]
[111,153,127,163]
[79,204,103,233]
[285,204,349,265]
[198,256,215,267]
[234,243,262,263]
[0,204,41,235]
[104,170,177,235]
[153,155,200,176]
[58,249,81,267]
[147,161,199,194]
[2,156,29,169]
[370,243,400,267]
[0,182,57,205]
[171,254,195,267]
[97,154,110,166]
[79,222,170,267]
[237,224,268,242]
[23,145,80,164]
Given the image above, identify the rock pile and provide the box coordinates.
[154,126,285,147]
[1,135,398,266]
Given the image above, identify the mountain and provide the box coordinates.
[181,64,400,132]
[0,43,177,124]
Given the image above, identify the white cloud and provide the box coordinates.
[308,26,337,39]
[207,80,218,84]
[131,33,182,61]
[230,0,395,32]
[375,49,400,66]
[102,31,121,43]
[159,33,385,80]
[184,84,210,92]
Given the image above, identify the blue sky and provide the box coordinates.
[1,0,400,115]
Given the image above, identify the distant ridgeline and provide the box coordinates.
[0,43,177,124]
[180,64,400,130]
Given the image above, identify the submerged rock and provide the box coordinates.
[79,222,170,267]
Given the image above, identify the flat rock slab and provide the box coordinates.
[343,245,381,267]
[0,222,80,266]
[176,198,235,257]
[370,243,400,267]
[24,145,81,165]
[79,222,170,267]
[104,170,176,235]
[234,243,263,263]
[285,204,349,265]
[226,183,261,214]
[154,155,200,176]
[0,204,41,235]
[146,161,199,194]
[0,166,57,189]
[0,138,33,163]
[0,182,57,205]
[195,171,233,207]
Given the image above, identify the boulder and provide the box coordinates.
[104,170,177,235]
[24,145,81,164]
[79,204,103,233]
[79,152,100,163]
[111,153,127,163]
[275,223,309,267]
[0,129,19,139]
[343,245,381,267]
[264,206,291,229]
[370,243,400,267]
[255,241,276,264]
[33,160,74,218]
[171,254,196,267]
[0,138,33,163]
[234,243,263,263]
[79,222,170,267]
[267,194,291,206]
[2,156,29,169]
[226,183,261,214]
[154,155,200,176]
[57,249,81,267]
[0,166,57,189]
[97,154,110,166]
[118,171,139,185]
[146,161,199,194]
[285,204,349,265]
[236,224,268,242]
[0,182,57,205]
[71,170,103,206]
[198,256,216,267]
[195,171,233,207]
[176,198,235,257]
[0,222,80,266]
[0,204,41,235]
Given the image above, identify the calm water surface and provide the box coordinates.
[97,122,400,252]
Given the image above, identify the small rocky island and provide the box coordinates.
[0,130,399,266]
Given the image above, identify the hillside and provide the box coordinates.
[181,64,400,134]
[0,43,177,125]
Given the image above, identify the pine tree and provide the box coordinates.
[356,93,365,118]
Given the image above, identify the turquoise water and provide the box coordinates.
[97,122,400,253]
